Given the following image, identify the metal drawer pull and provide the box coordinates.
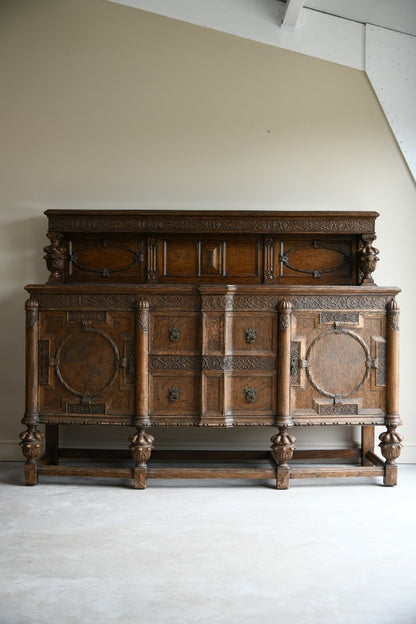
[169,327,181,342]
[245,327,257,344]
[244,387,257,403]
[168,386,181,402]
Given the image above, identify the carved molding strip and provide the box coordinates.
[317,404,359,415]
[148,295,199,310]
[36,294,137,309]
[150,356,201,370]
[48,214,376,235]
[66,403,106,414]
[231,295,279,311]
[292,295,389,310]
[319,312,359,324]
[149,355,277,371]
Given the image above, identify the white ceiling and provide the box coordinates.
[304,0,416,37]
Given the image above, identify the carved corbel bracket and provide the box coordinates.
[358,235,379,285]
[44,232,66,282]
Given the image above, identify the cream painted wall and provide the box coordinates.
[0,0,415,461]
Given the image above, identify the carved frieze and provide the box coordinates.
[291,295,389,310]
[149,355,277,371]
[47,213,376,235]
[35,294,137,309]
[148,295,199,310]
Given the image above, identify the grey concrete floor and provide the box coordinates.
[1,462,416,624]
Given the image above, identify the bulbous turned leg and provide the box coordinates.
[378,425,403,486]
[19,426,44,485]
[129,429,154,489]
[271,427,296,490]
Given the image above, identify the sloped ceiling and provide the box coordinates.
[106,0,416,181]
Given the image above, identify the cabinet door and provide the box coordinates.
[290,310,387,425]
[38,310,135,423]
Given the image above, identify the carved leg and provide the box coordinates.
[19,426,44,485]
[129,429,154,489]
[271,427,296,490]
[378,425,403,486]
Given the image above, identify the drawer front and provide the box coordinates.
[150,313,200,354]
[229,314,277,354]
[227,374,276,417]
[150,373,200,420]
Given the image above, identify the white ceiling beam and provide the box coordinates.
[280,0,305,31]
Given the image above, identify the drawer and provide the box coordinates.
[150,373,200,418]
[227,374,276,416]
[228,314,277,354]
[150,313,200,354]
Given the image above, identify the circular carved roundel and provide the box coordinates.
[306,329,369,399]
[56,329,119,398]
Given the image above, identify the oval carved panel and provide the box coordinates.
[306,329,369,399]
[281,241,351,279]
[71,241,141,277]
[56,329,119,397]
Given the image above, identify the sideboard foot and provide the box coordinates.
[20,425,44,486]
[129,428,154,490]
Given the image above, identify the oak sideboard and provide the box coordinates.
[21,210,402,488]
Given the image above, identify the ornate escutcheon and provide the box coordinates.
[244,386,257,403]
[169,327,181,343]
[168,386,181,402]
[245,328,257,344]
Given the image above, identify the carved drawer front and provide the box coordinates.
[290,309,387,424]
[38,310,135,422]
[227,373,276,421]
[67,235,145,282]
[159,236,262,282]
[150,373,200,422]
[228,314,277,354]
[150,313,200,354]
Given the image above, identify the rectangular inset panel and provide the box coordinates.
[204,314,224,354]
[150,313,200,354]
[150,373,200,418]
[225,237,261,279]
[229,314,277,354]
[199,241,224,276]
[161,238,197,277]
[68,235,145,282]
[203,374,224,415]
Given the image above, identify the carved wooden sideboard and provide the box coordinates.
[21,210,402,488]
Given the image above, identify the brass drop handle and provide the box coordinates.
[169,327,181,342]
[245,327,257,344]
[244,386,257,403]
[168,386,181,402]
